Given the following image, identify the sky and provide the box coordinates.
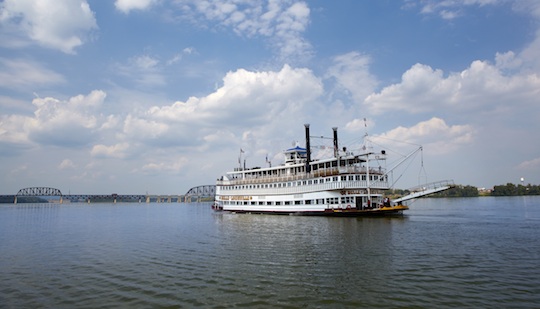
[1,0,539,195]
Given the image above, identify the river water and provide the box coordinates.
[1,197,539,308]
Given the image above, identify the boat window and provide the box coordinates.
[326,197,338,205]
[276,201,281,205]
[305,200,312,205]
[341,176,346,181]
[294,201,302,205]
[284,201,291,205]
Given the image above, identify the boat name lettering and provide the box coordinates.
[229,196,252,201]
[340,190,366,195]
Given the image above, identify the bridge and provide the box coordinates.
[0,185,216,204]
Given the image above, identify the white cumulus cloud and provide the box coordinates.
[26,90,106,147]
[115,0,157,13]
[0,0,98,54]
[59,159,76,169]
[373,117,474,155]
[91,143,130,159]
[364,60,540,115]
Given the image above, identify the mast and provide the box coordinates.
[363,119,370,205]
[332,127,338,158]
[304,124,311,174]
[366,152,371,205]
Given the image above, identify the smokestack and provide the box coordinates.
[304,124,311,174]
[333,127,338,158]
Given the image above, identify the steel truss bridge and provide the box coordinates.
[0,185,216,204]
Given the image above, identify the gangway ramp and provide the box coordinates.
[393,180,455,204]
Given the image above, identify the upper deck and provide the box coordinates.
[217,151,387,186]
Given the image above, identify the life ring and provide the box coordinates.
[346,205,351,209]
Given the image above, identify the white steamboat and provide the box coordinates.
[214,124,452,216]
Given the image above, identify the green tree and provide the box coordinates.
[432,185,478,197]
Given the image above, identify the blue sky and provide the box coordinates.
[1,0,539,195]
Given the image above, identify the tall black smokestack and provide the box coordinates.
[333,127,338,158]
[304,124,311,174]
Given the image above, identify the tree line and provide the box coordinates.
[428,183,540,197]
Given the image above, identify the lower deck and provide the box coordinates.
[214,188,406,216]
[212,204,408,216]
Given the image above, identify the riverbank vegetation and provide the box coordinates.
[428,183,540,197]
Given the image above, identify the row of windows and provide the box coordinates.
[231,159,364,180]
[222,175,387,191]
[223,196,358,206]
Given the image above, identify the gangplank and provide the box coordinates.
[393,180,455,204]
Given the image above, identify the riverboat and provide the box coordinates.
[214,124,451,216]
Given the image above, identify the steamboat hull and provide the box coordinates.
[213,203,409,217]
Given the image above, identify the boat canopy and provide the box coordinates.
[284,146,307,165]
[285,146,307,154]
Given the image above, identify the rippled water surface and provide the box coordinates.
[1,197,540,308]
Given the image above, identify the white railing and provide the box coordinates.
[217,167,386,186]
[408,180,455,192]
[218,180,390,196]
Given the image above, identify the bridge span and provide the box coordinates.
[0,185,216,204]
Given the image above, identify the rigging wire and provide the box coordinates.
[389,150,421,189]
[418,147,428,185]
